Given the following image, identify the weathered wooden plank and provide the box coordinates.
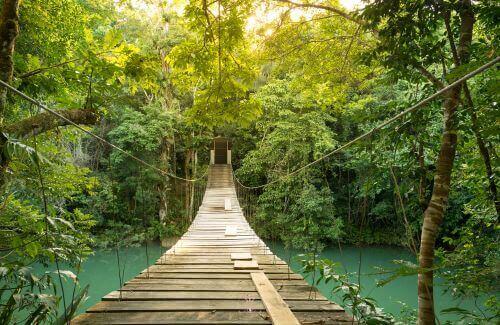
[224,198,232,210]
[251,272,300,325]
[64,310,354,324]
[72,311,271,324]
[165,248,270,253]
[224,225,238,236]
[231,252,252,260]
[87,300,340,312]
[144,268,287,274]
[121,284,257,292]
[121,283,324,294]
[234,260,260,270]
[149,263,288,269]
[103,290,327,301]
[156,257,285,265]
[294,311,357,323]
[143,267,289,273]
[87,300,263,312]
[125,278,307,286]
[137,272,302,280]
[103,290,262,301]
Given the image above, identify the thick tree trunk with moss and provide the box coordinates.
[4,108,98,138]
[0,0,20,191]
[0,0,19,120]
[418,1,474,323]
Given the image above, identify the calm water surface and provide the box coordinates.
[31,243,165,317]
[35,242,481,321]
[269,241,482,322]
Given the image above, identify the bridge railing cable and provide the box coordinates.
[0,79,208,183]
[233,56,500,189]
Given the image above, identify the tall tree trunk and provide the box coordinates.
[0,0,20,191]
[158,137,170,225]
[443,0,497,214]
[157,12,174,230]
[418,2,474,323]
[418,86,461,324]
[0,0,19,121]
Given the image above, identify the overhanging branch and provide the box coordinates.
[4,108,98,138]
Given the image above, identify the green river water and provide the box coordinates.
[32,241,481,322]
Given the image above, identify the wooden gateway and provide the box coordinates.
[72,164,354,324]
[211,137,231,165]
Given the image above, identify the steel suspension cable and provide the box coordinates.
[233,56,500,189]
[0,80,208,183]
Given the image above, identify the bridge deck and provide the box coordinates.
[73,165,353,324]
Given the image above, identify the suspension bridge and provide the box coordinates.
[72,164,354,324]
[0,57,497,324]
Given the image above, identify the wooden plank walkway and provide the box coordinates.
[73,164,354,324]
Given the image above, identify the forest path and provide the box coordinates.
[72,164,354,324]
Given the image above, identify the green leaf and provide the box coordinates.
[54,284,89,325]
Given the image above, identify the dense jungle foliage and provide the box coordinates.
[0,0,498,324]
